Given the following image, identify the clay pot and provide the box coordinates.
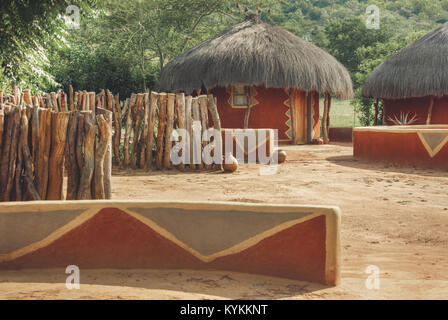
[223,152,238,173]
[275,150,287,164]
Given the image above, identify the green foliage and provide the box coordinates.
[2,0,448,124]
[0,0,96,92]
[349,30,427,126]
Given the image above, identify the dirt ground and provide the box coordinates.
[1,143,447,300]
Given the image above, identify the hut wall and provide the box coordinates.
[211,86,292,143]
[384,96,448,125]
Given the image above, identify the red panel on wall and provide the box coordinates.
[212,86,291,141]
[384,96,448,125]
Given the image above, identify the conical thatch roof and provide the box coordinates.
[363,23,448,99]
[158,15,353,99]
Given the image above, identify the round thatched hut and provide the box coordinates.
[362,22,448,125]
[158,15,353,144]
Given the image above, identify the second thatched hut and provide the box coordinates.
[158,15,353,144]
[362,22,448,125]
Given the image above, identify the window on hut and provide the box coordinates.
[232,85,249,108]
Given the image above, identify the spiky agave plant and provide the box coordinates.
[387,112,419,125]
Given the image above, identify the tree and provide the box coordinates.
[351,31,426,125]
[0,0,96,92]
[323,17,392,79]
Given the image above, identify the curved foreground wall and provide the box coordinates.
[354,126,448,169]
[0,201,341,286]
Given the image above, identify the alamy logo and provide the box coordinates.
[366,5,380,30]
[65,5,80,30]
[170,122,279,175]
[365,265,380,290]
[66,265,80,290]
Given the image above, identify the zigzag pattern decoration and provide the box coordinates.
[0,201,341,286]
[283,88,293,141]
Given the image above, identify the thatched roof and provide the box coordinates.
[158,15,353,99]
[363,22,448,99]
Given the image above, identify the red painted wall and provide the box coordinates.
[384,96,448,125]
[353,130,448,169]
[211,86,291,141]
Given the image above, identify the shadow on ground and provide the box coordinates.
[0,268,332,300]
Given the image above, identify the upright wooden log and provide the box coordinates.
[106,90,113,111]
[373,98,379,126]
[94,115,111,199]
[23,90,32,107]
[163,94,176,169]
[0,109,4,154]
[89,92,96,115]
[191,97,203,170]
[104,109,113,199]
[66,111,80,200]
[115,94,122,151]
[0,108,21,201]
[33,109,52,200]
[60,91,68,112]
[97,107,113,200]
[208,94,222,170]
[0,90,3,105]
[73,91,79,111]
[175,93,186,171]
[75,113,84,171]
[19,109,40,201]
[77,111,95,200]
[199,95,211,170]
[122,98,130,118]
[323,93,330,144]
[185,96,194,169]
[155,93,168,170]
[47,112,70,200]
[14,112,24,201]
[427,96,435,125]
[111,93,121,165]
[50,92,59,112]
[139,93,150,168]
[69,85,74,110]
[82,91,89,111]
[123,94,136,168]
[145,92,158,171]
[326,94,332,133]
[131,94,144,169]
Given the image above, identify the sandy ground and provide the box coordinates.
[1,143,447,300]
